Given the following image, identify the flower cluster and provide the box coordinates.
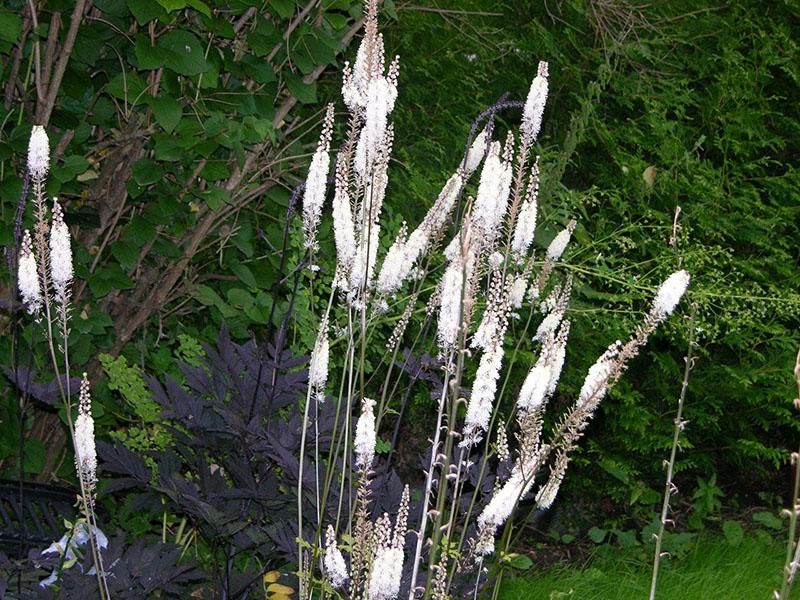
[302,104,335,252]
[74,374,97,494]
[295,2,692,596]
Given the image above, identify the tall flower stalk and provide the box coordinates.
[18,126,110,599]
[649,302,697,600]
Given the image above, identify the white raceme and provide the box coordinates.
[472,142,512,247]
[49,198,73,305]
[461,339,504,445]
[302,105,335,251]
[578,340,622,410]
[355,398,377,469]
[521,61,549,143]
[18,230,42,317]
[463,127,488,175]
[368,546,404,600]
[324,525,349,588]
[308,318,329,402]
[74,374,97,492]
[652,270,691,319]
[28,125,50,180]
[546,220,576,261]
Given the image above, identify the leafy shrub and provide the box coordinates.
[0,0,367,474]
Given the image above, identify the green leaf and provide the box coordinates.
[244,116,274,141]
[588,527,607,544]
[194,284,222,306]
[285,73,316,104]
[127,0,166,24]
[292,49,315,75]
[241,54,276,84]
[150,95,182,133]
[270,0,295,18]
[0,10,22,43]
[504,553,533,570]
[53,155,89,183]
[613,528,639,548]
[722,521,744,547]
[90,264,135,297]
[158,30,209,76]
[324,13,348,29]
[227,288,253,308]
[106,72,148,104]
[231,263,257,288]
[599,459,629,484]
[110,239,140,268]
[201,185,230,211]
[304,35,336,65]
[156,0,187,11]
[135,36,165,70]
[186,0,211,17]
[132,158,164,186]
[200,162,231,181]
[752,511,782,530]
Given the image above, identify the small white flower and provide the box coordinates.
[464,127,488,175]
[324,525,349,588]
[332,173,356,288]
[521,61,549,143]
[309,317,329,402]
[546,220,576,261]
[578,340,622,410]
[28,125,50,180]
[511,158,540,260]
[74,374,97,493]
[652,270,691,319]
[355,398,377,469]
[368,546,404,600]
[437,255,466,352]
[473,142,512,247]
[302,106,334,250]
[509,276,527,309]
[488,251,504,270]
[518,322,569,412]
[18,230,42,317]
[462,340,504,445]
[49,198,73,305]
[534,309,563,342]
[477,453,541,535]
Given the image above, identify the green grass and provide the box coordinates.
[499,535,799,600]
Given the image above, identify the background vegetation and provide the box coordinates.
[369,0,800,527]
[0,0,798,589]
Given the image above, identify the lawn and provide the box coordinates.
[499,535,798,600]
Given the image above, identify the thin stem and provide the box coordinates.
[649,302,697,600]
